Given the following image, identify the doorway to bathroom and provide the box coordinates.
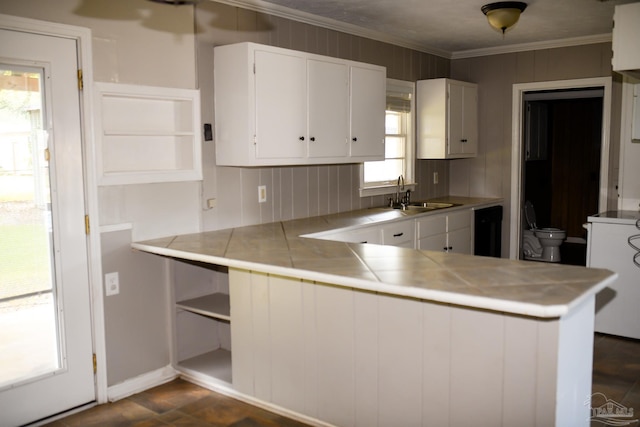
[523,89,603,265]
[509,77,612,264]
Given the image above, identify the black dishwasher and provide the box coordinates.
[474,205,503,258]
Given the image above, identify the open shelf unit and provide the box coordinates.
[94,82,202,185]
[172,260,231,385]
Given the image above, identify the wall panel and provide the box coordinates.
[196,1,450,233]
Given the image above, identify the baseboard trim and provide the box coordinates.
[107,365,178,402]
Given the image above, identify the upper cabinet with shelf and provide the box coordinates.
[416,78,478,159]
[213,42,386,166]
[94,82,202,185]
[612,2,640,79]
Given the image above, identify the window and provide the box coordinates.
[360,78,415,197]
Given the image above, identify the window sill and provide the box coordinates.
[359,183,417,198]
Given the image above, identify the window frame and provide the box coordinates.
[359,78,416,197]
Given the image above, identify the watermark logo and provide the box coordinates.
[587,392,638,426]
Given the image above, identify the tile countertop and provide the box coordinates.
[132,197,617,319]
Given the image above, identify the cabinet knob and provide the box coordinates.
[461,139,467,143]
[352,137,358,142]
[299,136,305,141]
[310,137,316,142]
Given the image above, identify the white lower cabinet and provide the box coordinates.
[172,260,232,384]
[417,210,472,254]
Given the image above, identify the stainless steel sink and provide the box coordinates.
[370,201,460,215]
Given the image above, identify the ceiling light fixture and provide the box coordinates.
[481,2,527,35]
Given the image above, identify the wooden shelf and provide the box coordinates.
[176,293,230,321]
[177,348,232,384]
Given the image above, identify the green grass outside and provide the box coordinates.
[0,223,51,300]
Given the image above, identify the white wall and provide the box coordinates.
[195,1,452,232]
[450,44,618,256]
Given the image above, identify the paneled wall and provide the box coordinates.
[195,1,452,232]
[449,43,619,256]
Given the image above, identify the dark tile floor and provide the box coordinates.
[45,333,639,427]
[45,379,310,427]
[591,333,640,424]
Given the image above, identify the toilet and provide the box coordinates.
[522,201,566,262]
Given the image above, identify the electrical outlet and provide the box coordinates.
[207,198,216,209]
[105,272,120,296]
[433,172,439,184]
[258,185,267,203]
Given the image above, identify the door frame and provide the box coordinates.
[0,14,107,403]
[509,77,612,259]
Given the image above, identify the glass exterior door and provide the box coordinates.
[0,26,95,426]
[0,66,61,388]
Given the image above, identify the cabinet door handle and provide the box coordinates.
[443,247,448,251]
[299,136,305,141]
[393,232,404,237]
[310,137,316,142]
[449,246,453,250]
[461,139,467,143]
[352,137,358,142]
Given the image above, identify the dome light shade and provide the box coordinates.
[481,2,527,35]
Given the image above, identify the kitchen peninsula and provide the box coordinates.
[132,198,616,427]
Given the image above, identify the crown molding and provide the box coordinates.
[451,33,612,59]
[207,0,612,62]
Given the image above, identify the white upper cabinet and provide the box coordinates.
[416,78,478,159]
[307,58,350,159]
[94,82,202,185]
[214,42,386,166]
[253,49,307,160]
[350,65,386,159]
[612,2,640,79]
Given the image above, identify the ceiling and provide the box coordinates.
[220,0,639,58]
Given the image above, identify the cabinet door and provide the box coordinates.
[447,83,477,156]
[418,233,447,252]
[447,227,471,254]
[255,50,307,160]
[461,84,478,155]
[307,59,349,158]
[448,82,465,156]
[349,65,385,159]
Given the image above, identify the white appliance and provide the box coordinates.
[587,211,640,340]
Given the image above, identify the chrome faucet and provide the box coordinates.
[396,175,404,205]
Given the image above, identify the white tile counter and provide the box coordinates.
[133,197,615,319]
